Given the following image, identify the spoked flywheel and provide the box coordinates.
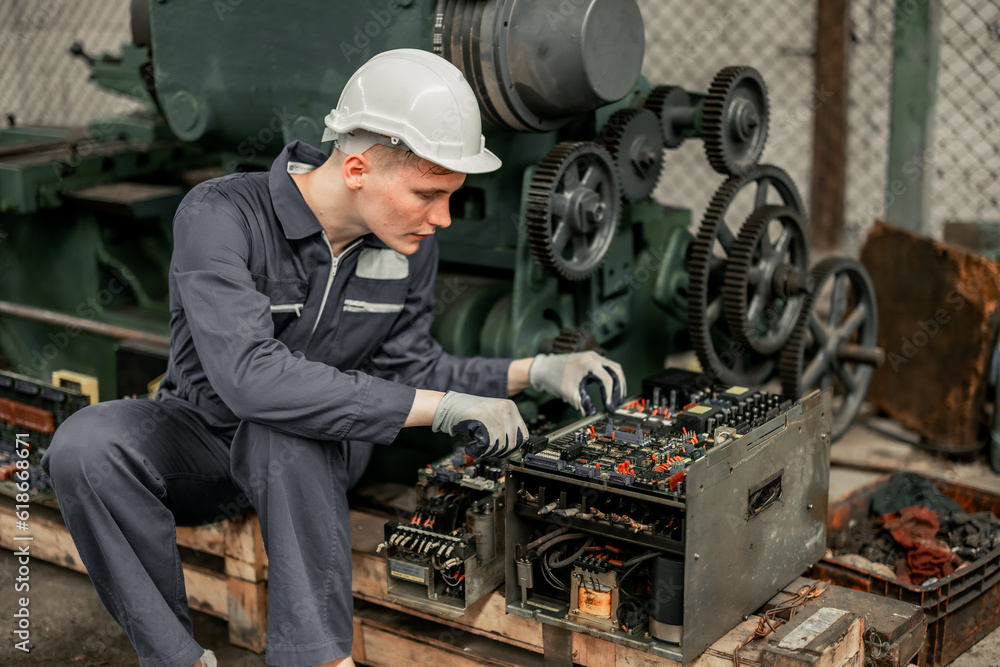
[527,141,622,281]
[779,257,884,441]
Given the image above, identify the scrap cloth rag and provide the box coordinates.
[879,506,956,585]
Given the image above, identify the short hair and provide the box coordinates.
[332,138,455,177]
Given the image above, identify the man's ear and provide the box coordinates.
[342,154,370,191]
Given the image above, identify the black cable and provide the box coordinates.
[549,537,594,568]
[537,532,587,555]
[525,526,571,550]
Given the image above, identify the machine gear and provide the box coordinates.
[723,205,813,355]
[527,141,622,281]
[687,165,805,386]
[550,327,606,355]
[601,108,665,202]
[702,66,770,176]
[779,257,883,441]
[641,85,691,149]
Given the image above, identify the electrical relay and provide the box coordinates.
[505,369,833,664]
[379,447,506,618]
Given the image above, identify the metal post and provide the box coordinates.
[884,0,942,233]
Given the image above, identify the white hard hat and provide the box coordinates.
[323,48,501,174]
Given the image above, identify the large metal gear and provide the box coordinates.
[703,66,770,176]
[527,141,622,281]
[780,257,884,442]
[687,165,805,386]
[642,85,691,149]
[602,108,665,202]
[723,205,813,355]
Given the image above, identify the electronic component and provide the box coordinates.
[506,370,832,664]
[516,381,790,501]
[379,447,505,618]
[0,370,91,501]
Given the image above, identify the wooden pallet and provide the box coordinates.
[0,495,864,666]
[0,496,268,652]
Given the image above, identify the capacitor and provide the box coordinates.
[471,507,495,561]
[650,555,684,644]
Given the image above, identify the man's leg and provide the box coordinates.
[229,424,373,667]
[41,398,242,667]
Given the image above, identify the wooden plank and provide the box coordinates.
[573,632,618,667]
[227,577,267,653]
[355,602,544,667]
[176,521,226,557]
[363,625,489,667]
[184,563,229,620]
[810,0,851,250]
[353,613,367,665]
[351,548,543,653]
[689,617,768,667]
[0,504,86,574]
[223,513,267,582]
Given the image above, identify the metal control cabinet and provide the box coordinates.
[504,389,832,664]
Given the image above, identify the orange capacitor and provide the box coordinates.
[13,402,54,434]
[668,470,686,492]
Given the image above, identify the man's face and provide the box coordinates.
[357,157,466,255]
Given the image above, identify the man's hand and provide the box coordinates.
[431,392,528,458]
[529,351,626,416]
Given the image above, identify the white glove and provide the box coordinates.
[431,391,528,458]
[529,351,626,415]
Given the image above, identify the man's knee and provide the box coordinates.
[42,402,145,497]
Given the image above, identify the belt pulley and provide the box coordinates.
[526,141,622,281]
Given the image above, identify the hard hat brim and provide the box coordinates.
[431,149,502,174]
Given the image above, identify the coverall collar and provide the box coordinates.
[269,141,389,250]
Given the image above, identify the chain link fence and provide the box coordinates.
[639,0,818,234]
[0,0,139,128]
[930,0,1000,236]
[843,0,895,252]
[843,0,1000,251]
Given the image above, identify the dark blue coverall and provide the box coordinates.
[42,141,513,667]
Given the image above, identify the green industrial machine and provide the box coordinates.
[0,0,884,476]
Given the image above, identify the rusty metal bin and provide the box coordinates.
[810,475,1000,666]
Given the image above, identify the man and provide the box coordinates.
[42,49,624,667]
